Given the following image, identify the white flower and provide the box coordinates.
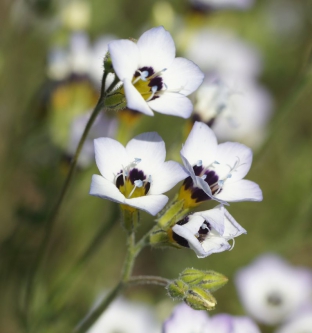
[235,254,312,325]
[89,132,188,215]
[193,78,273,148]
[171,205,246,258]
[189,0,255,11]
[108,26,204,118]
[275,305,312,333]
[67,111,117,168]
[163,303,261,333]
[87,297,159,333]
[179,121,262,206]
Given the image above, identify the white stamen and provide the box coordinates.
[134,179,143,188]
[146,86,158,102]
[134,158,141,164]
[200,223,209,230]
[201,175,207,180]
[196,160,203,167]
[149,68,167,79]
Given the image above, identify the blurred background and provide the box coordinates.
[0,0,312,332]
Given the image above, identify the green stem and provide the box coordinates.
[23,71,108,327]
[128,275,170,287]
[71,209,171,333]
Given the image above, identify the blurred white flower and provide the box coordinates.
[108,26,204,118]
[235,254,312,325]
[67,111,117,168]
[172,205,246,258]
[186,30,261,80]
[193,78,273,148]
[275,305,312,333]
[185,29,273,148]
[179,121,262,206]
[189,0,255,11]
[47,32,115,86]
[87,297,159,333]
[163,303,261,333]
[90,132,188,215]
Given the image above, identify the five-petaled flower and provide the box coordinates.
[179,121,262,207]
[89,132,188,216]
[170,205,246,258]
[108,26,204,118]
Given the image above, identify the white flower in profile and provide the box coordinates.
[171,205,246,258]
[87,297,159,333]
[163,303,261,333]
[193,78,273,148]
[108,26,204,118]
[179,121,262,207]
[89,132,188,215]
[275,305,312,333]
[189,0,255,11]
[235,254,312,325]
[67,111,117,168]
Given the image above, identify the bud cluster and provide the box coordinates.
[166,268,228,311]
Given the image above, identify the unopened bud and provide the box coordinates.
[167,279,188,300]
[184,286,217,311]
[196,271,228,292]
[180,268,207,285]
[180,268,228,292]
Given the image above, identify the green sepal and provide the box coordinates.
[184,286,217,311]
[180,268,228,292]
[167,279,188,300]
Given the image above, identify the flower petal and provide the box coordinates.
[181,122,218,167]
[124,194,168,216]
[108,39,139,80]
[149,161,188,195]
[123,78,154,116]
[172,224,206,257]
[222,207,247,238]
[162,57,204,96]
[89,174,125,204]
[196,208,225,235]
[137,26,175,72]
[217,179,263,202]
[148,93,193,118]
[214,142,253,182]
[94,137,129,182]
[180,153,197,185]
[201,236,231,258]
[126,132,166,173]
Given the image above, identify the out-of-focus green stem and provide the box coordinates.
[256,63,312,159]
[23,71,109,328]
[128,275,170,287]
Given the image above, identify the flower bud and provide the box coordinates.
[180,268,207,285]
[180,268,228,292]
[167,279,189,300]
[184,286,217,311]
[196,271,228,292]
